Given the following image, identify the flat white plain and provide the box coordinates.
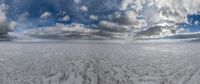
[0,41,199,84]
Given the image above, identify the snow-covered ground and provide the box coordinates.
[0,41,200,84]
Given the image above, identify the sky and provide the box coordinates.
[0,0,200,40]
[184,15,200,32]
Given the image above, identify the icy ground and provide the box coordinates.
[0,41,200,84]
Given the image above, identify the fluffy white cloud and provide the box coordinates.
[89,15,98,21]
[61,15,70,21]
[9,21,17,30]
[80,5,88,12]
[40,12,51,19]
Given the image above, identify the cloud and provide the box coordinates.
[4,0,200,39]
[23,23,102,39]
[17,12,29,22]
[80,5,88,12]
[9,21,17,30]
[74,0,81,4]
[40,12,51,19]
[0,4,9,36]
[23,22,133,39]
[89,15,98,21]
[137,26,176,36]
[94,0,200,37]
[195,21,199,25]
[98,21,131,32]
[61,15,70,21]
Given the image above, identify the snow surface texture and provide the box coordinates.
[0,41,200,84]
[1,0,200,39]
